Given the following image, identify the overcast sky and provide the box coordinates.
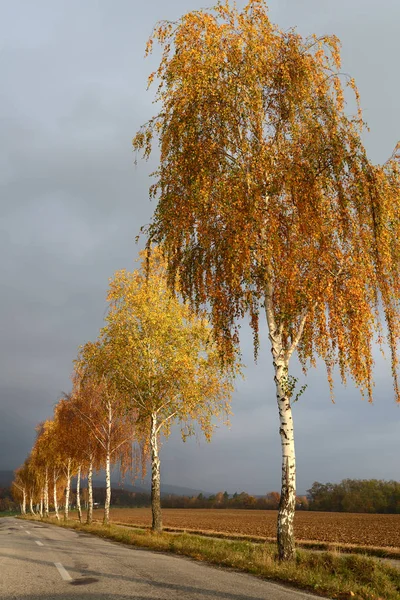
[1,0,399,495]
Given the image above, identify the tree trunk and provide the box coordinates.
[76,464,82,523]
[22,489,26,515]
[44,467,49,518]
[29,494,35,516]
[39,493,43,518]
[150,412,162,532]
[53,469,60,521]
[265,292,297,562]
[103,446,111,525]
[86,459,93,525]
[274,354,296,561]
[64,458,71,521]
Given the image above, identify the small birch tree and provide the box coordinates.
[133,0,400,559]
[99,248,240,532]
[67,380,105,524]
[31,421,56,518]
[11,466,27,515]
[72,349,136,526]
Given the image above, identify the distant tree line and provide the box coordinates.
[88,489,308,511]
[6,478,400,514]
[307,479,400,513]
[161,491,308,510]
[0,487,16,512]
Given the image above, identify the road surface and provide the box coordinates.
[0,517,325,599]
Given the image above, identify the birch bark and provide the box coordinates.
[265,292,297,561]
[29,494,35,516]
[44,467,49,518]
[39,494,43,518]
[22,489,26,515]
[150,412,162,532]
[86,459,93,525]
[274,356,296,561]
[76,464,82,522]
[64,458,71,521]
[103,402,112,525]
[53,469,60,521]
[103,449,111,525]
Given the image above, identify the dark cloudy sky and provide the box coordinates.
[1,0,399,495]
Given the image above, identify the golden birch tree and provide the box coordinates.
[133,0,400,559]
[11,465,28,515]
[98,248,239,531]
[54,398,85,521]
[31,421,54,518]
[72,346,136,526]
[67,382,104,525]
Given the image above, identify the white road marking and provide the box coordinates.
[19,525,24,528]
[54,562,72,581]
[35,540,43,546]
[26,530,31,535]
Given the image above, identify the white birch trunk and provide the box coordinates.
[64,458,71,521]
[76,464,82,523]
[150,412,162,532]
[266,297,297,561]
[103,401,112,525]
[29,494,35,516]
[103,448,111,525]
[275,357,296,561]
[53,469,60,521]
[22,489,26,515]
[44,467,49,518]
[39,493,43,518]
[86,459,93,525]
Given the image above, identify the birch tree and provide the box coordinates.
[53,399,83,521]
[31,421,55,518]
[22,457,40,516]
[99,248,239,532]
[40,419,67,521]
[133,0,400,559]
[67,379,105,524]
[12,466,27,515]
[72,348,136,525]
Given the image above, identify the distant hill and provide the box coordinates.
[0,469,206,497]
[92,478,206,497]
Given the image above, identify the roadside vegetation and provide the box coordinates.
[21,515,400,600]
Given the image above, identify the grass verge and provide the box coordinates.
[112,521,400,561]
[21,516,400,600]
[0,511,18,518]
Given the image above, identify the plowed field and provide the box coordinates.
[107,508,400,549]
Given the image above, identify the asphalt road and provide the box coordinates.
[0,517,326,600]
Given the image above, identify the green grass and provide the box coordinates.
[112,521,400,561]
[21,516,400,600]
[0,510,18,517]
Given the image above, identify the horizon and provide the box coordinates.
[1,0,399,495]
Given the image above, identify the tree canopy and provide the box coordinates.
[134,0,400,401]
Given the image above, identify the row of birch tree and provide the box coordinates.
[12,248,240,530]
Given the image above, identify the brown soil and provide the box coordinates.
[103,508,400,549]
